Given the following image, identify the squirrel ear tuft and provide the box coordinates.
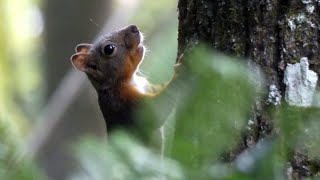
[75,43,93,53]
[71,53,90,72]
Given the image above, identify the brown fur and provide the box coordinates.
[70,25,157,131]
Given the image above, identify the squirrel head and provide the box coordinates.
[70,25,145,90]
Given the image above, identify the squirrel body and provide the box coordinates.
[71,25,170,132]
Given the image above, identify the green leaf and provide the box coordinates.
[71,133,184,180]
[170,46,261,177]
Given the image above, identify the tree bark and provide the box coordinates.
[177,0,320,178]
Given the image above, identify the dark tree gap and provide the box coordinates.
[41,0,110,179]
[177,0,320,178]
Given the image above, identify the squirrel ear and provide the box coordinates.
[75,43,92,53]
[71,53,90,72]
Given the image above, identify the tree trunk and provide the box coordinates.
[177,0,320,178]
[41,1,110,179]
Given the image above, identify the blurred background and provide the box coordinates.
[3,1,318,179]
[0,0,178,179]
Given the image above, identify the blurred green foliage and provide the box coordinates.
[1,0,320,179]
[170,47,258,175]
[1,0,44,144]
[70,133,184,180]
[70,46,320,180]
[131,0,177,83]
[1,0,44,132]
[0,0,178,179]
[0,117,44,179]
[0,0,24,144]
[0,0,45,179]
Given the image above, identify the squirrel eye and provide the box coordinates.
[103,44,116,56]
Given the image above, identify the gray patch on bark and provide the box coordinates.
[283,57,318,107]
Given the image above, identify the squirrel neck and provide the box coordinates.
[97,75,142,132]
[95,72,148,102]
[97,87,137,132]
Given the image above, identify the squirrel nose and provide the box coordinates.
[128,25,139,33]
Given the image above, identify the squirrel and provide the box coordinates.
[70,25,179,134]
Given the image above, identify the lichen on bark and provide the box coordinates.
[279,0,320,74]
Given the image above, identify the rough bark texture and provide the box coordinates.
[178,0,320,178]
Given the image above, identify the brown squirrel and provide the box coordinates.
[70,25,176,133]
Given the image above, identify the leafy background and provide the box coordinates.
[1,0,320,179]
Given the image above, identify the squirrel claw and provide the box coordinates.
[174,53,184,73]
